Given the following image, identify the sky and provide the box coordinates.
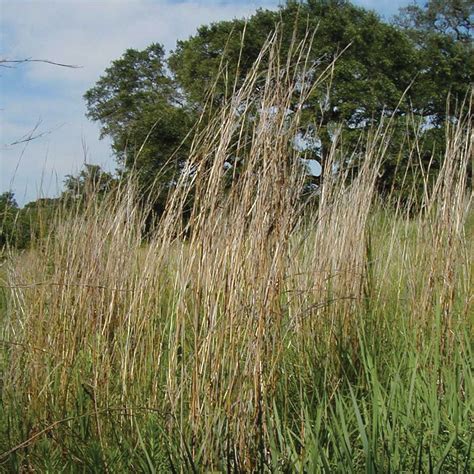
[1,0,415,205]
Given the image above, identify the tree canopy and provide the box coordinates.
[396,0,473,43]
[84,44,193,198]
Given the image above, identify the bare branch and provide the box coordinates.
[0,58,82,69]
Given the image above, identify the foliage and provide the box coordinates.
[395,0,473,124]
[169,0,420,163]
[0,191,23,249]
[63,164,117,200]
[395,0,473,43]
[83,44,193,207]
[0,165,116,250]
[390,0,473,200]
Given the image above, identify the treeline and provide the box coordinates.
[2,0,472,249]
[0,165,116,249]
[83,0,472,202]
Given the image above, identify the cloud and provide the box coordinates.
[2,0,282,85]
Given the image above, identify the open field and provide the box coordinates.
[0,39,472,472]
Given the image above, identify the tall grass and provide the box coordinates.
[0,32,472,472]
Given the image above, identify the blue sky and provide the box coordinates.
[1,0,415,205]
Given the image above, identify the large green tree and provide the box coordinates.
[0,191,20,248]
[395,0,473,123]
[63,164,117,200]
[169,0,418,163]
[0,192,37,249]
[84,43,193,203]
[386,0,473,199]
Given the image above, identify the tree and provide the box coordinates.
[395,0,473,124]
[63,164,116,200]
[85,1,420,188]
[0,192,18,248]
[84,44,193,204]
[0,191,27,249]
[395,0,473,43]
[169,0,418,165]
[390,0,473,201]
[0,192,64,249]
[168,8,279,107]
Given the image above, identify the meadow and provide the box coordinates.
[0,37,472,472]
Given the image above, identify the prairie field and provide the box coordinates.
[0,39,473,472]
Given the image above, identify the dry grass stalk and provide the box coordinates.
[1,28,472,471]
